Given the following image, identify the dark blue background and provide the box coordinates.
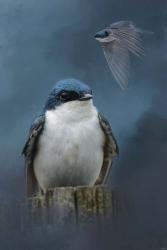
[0,0,167,249]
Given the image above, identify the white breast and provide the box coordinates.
[34,100,105,191]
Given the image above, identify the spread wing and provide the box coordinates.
[102,42,130,89]
[101,21,144,89]
[22,115,45,196]
[95,114,119,185]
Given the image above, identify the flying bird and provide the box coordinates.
[22,79,118,196]
[94,20,145,89]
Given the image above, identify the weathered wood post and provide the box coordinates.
[21,186,120,231]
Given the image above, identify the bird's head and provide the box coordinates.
[94,28,115,43]
[44,79,93,111]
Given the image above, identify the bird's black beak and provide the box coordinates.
[79,93,93,101]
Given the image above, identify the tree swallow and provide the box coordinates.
[94,20,146,89]
[22,79,118,196]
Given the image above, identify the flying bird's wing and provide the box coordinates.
[95,114,119,185]
[102,42,130,89]
[22,115,45,196]
[95,21,145,89]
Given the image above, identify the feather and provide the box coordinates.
[22,115,45,196]
[102,42,130,89]
[95,113,118,185]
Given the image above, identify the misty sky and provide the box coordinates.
[0,0,167,249]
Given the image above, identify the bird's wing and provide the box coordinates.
[102,21,144,89]
[102,42,130,89]
[109,21,144,57]
[22,115,45,196]
[95,114,119,185]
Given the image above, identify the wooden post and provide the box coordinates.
[21,186,119,231]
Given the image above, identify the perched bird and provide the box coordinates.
[22,79,118,196]
[94,20,145,89]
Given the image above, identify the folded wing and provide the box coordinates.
[22,115,45,196]
[95,114,119,184]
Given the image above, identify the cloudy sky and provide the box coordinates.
[0,0,167,249]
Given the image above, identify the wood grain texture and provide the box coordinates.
[21,186,118,230]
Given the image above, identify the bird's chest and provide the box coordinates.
[34,104,104,188]
[41,117,102,159]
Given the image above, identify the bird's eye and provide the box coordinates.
[59,91,70,101]
[59,91,80,102]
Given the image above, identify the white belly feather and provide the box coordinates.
[34,100,104,191]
